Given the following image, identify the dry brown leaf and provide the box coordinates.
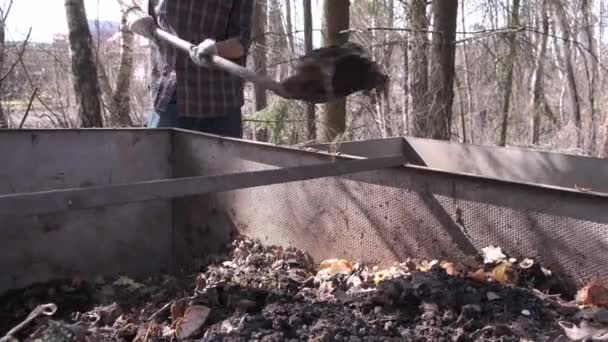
[175,305,211,340]
[194,274,206,292]
[469,269,488,283]
[576,280,608,307]
[171,300,188,325]
[440,261,460,276]
[318,259,353,276]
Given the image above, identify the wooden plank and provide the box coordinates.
[0,156,405,217]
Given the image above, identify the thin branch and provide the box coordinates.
[0,27,31,83]
[0,0,13,22]
[17,58,62,119]
[19,87,38,129]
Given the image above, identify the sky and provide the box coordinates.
[4,0,326,44]
[5,0,122,43]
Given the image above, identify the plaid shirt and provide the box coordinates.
[148,0,254,118]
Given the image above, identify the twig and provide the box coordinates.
[0,303,57,342]
[147,301,173,322]
[0,26,32,83]
[19,87,38,129]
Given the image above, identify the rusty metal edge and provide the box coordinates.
[0,155,406,217]
[3,128,607,199]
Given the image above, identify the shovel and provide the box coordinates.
[118,1,388,104]
[119,1,290,98]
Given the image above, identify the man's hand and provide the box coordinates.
[189,39,219,68]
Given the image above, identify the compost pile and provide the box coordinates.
[1,236,607,342]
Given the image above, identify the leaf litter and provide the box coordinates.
[0,236,605,341]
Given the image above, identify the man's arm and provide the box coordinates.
[216,0,254,59]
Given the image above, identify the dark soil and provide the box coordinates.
[0,237,581,341]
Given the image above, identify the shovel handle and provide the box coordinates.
[153,29,289,97]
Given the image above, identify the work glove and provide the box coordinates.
[124,6,156,39]
[189,39,218,68]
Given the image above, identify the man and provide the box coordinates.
[127,0,254,138]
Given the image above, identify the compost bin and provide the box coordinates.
[0,129,606,341]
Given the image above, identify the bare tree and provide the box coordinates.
[580,0,598,155]
[426,0,458,140]
[498,0,520,147]
[111,11,135,127]
[460,0,474,143]
[407,0,429,137]
[303,0,315,140]
[65,0,103,127]
[530,0,549,145]
[0,0,13,128]
[252,0,268,111]
[552,0,582,149]
[319,0,350,143]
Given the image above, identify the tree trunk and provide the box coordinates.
[269,0,289,82]
[111,11,134,127]
[581,0,598,155]
[531,0,549,145]
[460,0,473,143]
[65,0,103,127]
[497,0,520,147]
[319,0,350,143]
[0,14,6,128]
[253,0,267,111]
[407,0,429,137]
[303,0,315,141]
[427,0,458,140]
[401,33,409,135]
[285,0,295,54]
[553,0,583,149]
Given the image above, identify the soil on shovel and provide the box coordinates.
[0,236,588,341]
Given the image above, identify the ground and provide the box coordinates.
[0,236,590,341]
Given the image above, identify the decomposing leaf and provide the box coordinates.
[462,255,480,270]
[519,258,534,269]
[113,276,144,290]
[194,274,206,292]
[418,260,439,273]
[576,280,608,307]
[492,262,519,286]
[559,321,608,341]
[469,269,488,283]
[318,259,353,276]
[347,275,362,289]
[174,305,211,340]
[481,246,507,264]
[440,261,460,276]
[373,267,406,286]
[171,299,188,325]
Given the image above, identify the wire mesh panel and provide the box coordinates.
[174,132,608,286]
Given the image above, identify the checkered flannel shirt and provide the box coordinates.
[147,0,254,118]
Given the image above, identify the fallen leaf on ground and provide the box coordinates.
[175,305,211,340]
[576,280,608,307]
[440,261,460,276]
[113,276,144,290]
[492,262,519,286]
[470,269,489,283]
[519,258,534,269]
[559,320,608,341]
[318,259,353,276]
[418,260,438,272]
[171,299,188,325]
[482,246,507,264]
